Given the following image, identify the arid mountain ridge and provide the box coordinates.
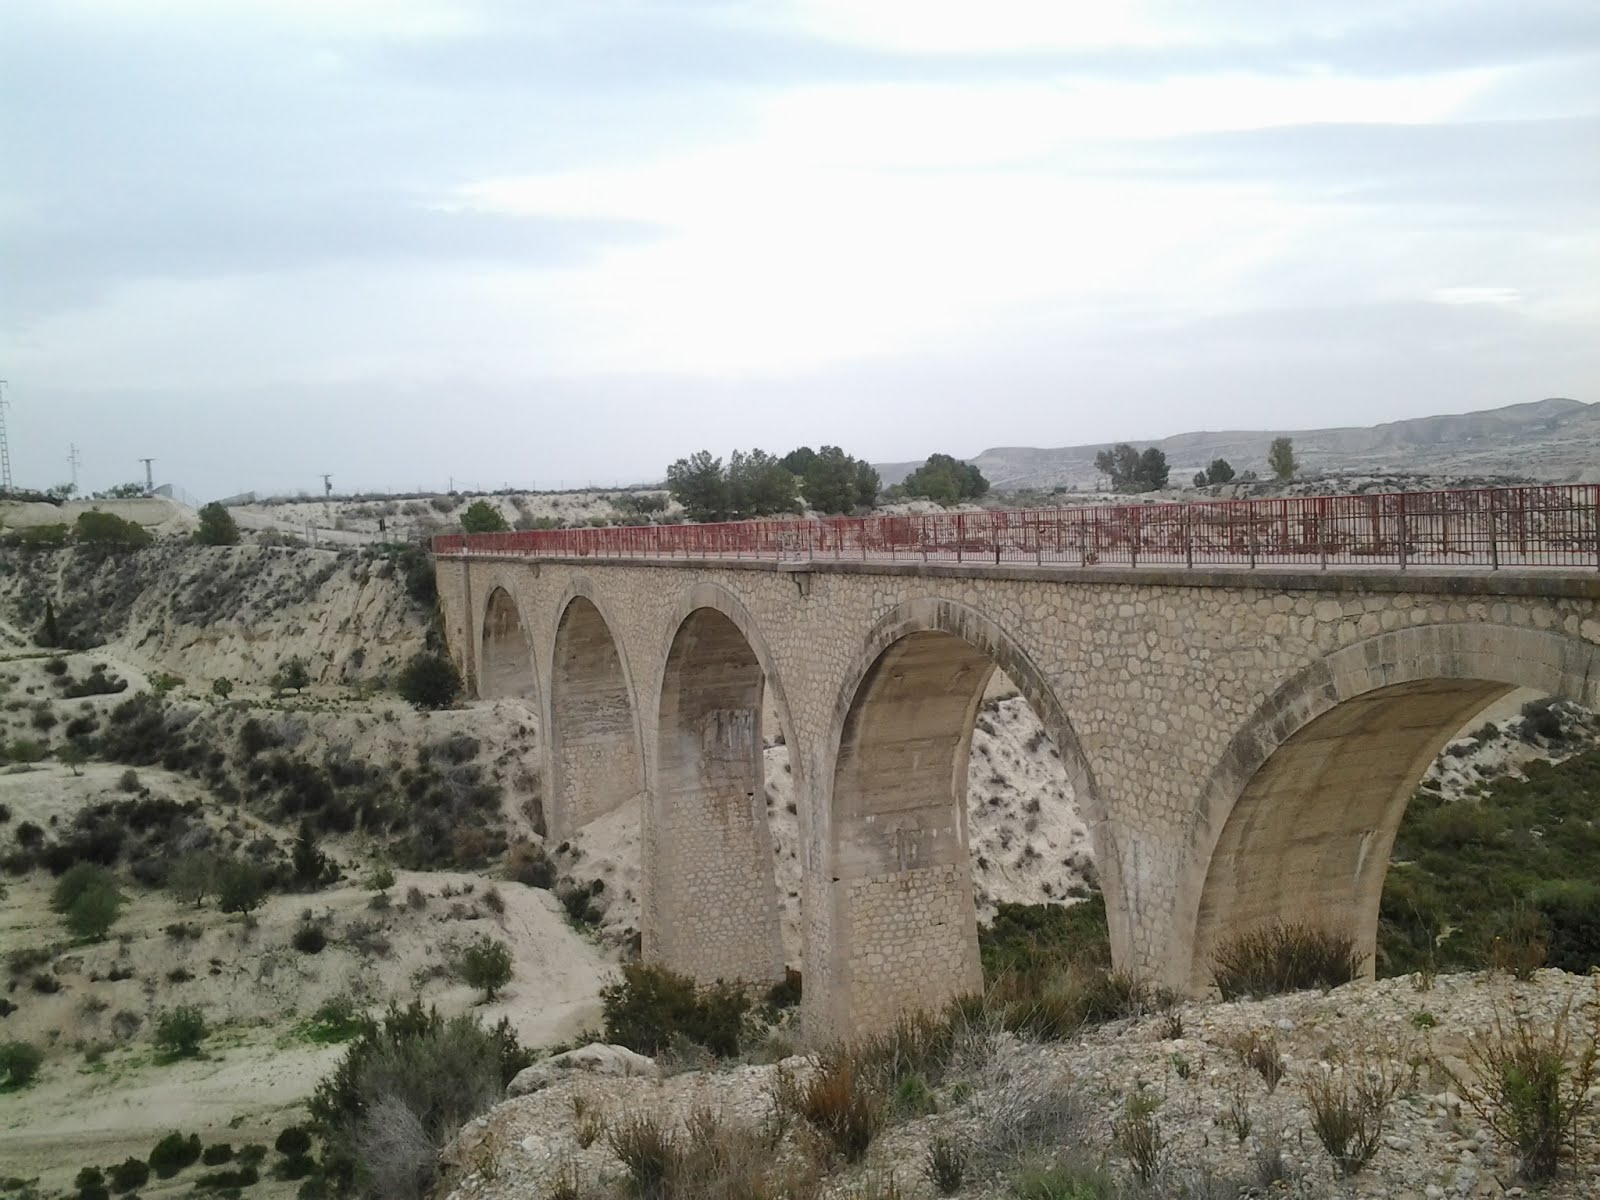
[875,397,1599,491]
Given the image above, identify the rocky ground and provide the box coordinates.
[443,970,1600,1200]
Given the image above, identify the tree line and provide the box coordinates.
[1096,436,1298,493]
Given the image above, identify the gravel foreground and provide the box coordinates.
[442,970,1600,1200]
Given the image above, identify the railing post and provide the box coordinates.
[1248,516,1257,569]
[1593,484,1600,572]
[957,514,964,563]
[1130,509,1139,569]
[1397,493,1409,570]
[1318,499,1328,570]
[1184,507,1193,569]
[1488,491,1499,570]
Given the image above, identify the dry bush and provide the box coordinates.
[971,1068,1082,1168]
[1223,1029,1286,1093]
[354,1097,434,1200]
[1451,990,1599,1181]
[1302,1053,1405,1176]
[788,1048,886,1163]
[987,965,1168,1041]
[925,1135,967,1195]
[1111,1090,1164,1182]
[1210,921,1363,999]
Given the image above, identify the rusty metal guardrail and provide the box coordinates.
[434,484,1600,572]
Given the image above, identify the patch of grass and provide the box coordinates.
[1210,921,1363,999]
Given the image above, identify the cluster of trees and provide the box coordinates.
[1193,458,1236,487]
[1093,444,1170,493]
[666,446,879,521]
[897,453,990,505]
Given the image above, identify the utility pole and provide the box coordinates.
[321,474,333,498]
[0,381,12,493]
[139,458,155,494]
[68,444,81,490]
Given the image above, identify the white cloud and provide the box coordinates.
[1430,286,1522,305]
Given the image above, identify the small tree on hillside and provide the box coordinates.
[1194,458,1235,487]
[216,860,266,913]
[273,657,311,695]
[1095,444,1169,493]
[801,446,879,514]
[1137,447,1170,490]
[57,743,88,776]
[1269,437,1297,480]
[397,652,462,710]
[459,936,514,1002]
[460,501,509,534]
[291,819,335,889]
[65,879,124,941]
[169,852,218,908]
[36,599,62,648]
[194,502,241,546]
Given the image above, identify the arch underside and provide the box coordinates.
[654,608,784,984]
[1190,677,1511,989]
[479,587,539,704]
[832,631,994,1034]
[549,596,642,839]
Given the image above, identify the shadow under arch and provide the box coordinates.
[1177,622,1600,992]
[817,597,1112,1038]
[479,585,542,708]
[547,579,646,842]
[648,582,798,986]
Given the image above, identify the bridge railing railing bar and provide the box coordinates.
[431,483,1600,572]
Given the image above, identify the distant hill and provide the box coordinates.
[875,398,1599,491]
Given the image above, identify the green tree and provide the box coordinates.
[396,652,462,710]
[57,742,89,776]
[169,851,218,908]
[194,502,241,546]
[458,936,514,1002]
[91,482,147,500]
[66,881,124,941]
[1195,458,1235,486]
[216,860,266,913]
[36,598,62,648]
[1269,437,1297,480]
[806,448,883,512]
[460,500,509,534]
[211,677,233,699]
[291,820,334,889]
[51,863,116,914]
[272,657,311,695]
[901,453,989,506]
[665,451,730,522]
[74,510,152,551]
[1094,444,1142,491]
[727,449,799,517]
[779,446,820,476]
[1137,447,1170,490]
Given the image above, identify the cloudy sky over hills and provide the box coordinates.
[2,0,1596,498]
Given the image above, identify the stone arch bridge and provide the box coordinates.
[434,487,1600,1040]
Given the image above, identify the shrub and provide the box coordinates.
[601,963,751,1058]
[216,860,266,913]
[1452,996,1599,1180]
[1531,880,1600,973]
[153,1006,208,1058]
[308,1000,531,1199]
[1111,1090,1164,1181]
[275,1126,313,1156]
[1488,904,1550,980]
[51,862,116,914]
[504,840,556,889]
[0,1040,44,1088]
[925,1135,967,1195]
[607,1112,681,1197]
[1303,1056,1404,1176]
[65,882,124,941]
[304,994,366,1043]
[292,923,328,955]
[459,500,509,534]
[107,1157,150,1191]
[1210,921,1363,999]
[791,1049,886,1162]
[273,657,311,695]
[767,967,803,1010]
[364,863,395,893]
[201,1142,235,1165]
[148,1131,203,1178]
[7,737,47,763]
[458,935,514,1002]
[195,502,241,546]
[396,652,461,710]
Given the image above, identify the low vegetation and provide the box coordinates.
[1209,921,1363,1000]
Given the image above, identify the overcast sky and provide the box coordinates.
[3,0,1597,499]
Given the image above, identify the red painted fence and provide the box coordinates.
[434,484,1600,572]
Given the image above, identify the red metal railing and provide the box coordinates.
[434,484,1600,572]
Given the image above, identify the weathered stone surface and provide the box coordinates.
[437,553,1600,1040]
[506,1043,657,1097]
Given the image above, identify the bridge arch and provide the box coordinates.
[649,583,796,985]
[817,597,1109,1037]
[1178,622,1600,992]
[478,585,542,707]
[547,580,645,842]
